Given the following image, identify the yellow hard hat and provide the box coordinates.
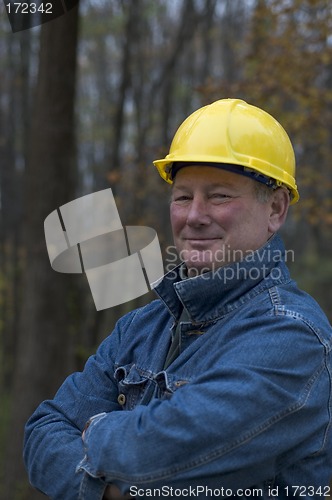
[153,98,299,204]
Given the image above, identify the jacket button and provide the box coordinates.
[117,394,126,405]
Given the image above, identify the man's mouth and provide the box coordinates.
[183,238,222,247]
[184,237,221,241]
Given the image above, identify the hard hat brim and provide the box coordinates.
[153,157,299,204]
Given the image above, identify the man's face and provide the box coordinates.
[170,165,278,275]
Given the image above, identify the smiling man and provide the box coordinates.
[24,99,332,500]
[170,165,288,274]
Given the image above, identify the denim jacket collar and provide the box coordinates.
[154,233,290,324]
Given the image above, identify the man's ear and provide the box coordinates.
[268,188,290,234]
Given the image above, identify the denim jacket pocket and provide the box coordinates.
[115,364,190,409]
[115,364,151,410]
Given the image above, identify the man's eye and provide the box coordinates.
[209,193,230,200]
[173,195,192,203]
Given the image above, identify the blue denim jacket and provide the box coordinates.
[24,234,332,499]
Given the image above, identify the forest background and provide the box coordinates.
[0,0,332,498]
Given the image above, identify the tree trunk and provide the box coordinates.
[2,5,80,499]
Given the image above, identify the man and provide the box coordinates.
[24,99,332,499]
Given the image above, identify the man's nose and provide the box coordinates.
[186,196,211,227]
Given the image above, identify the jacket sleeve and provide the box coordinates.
[77,313,331,493]
[23,310,135,500]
